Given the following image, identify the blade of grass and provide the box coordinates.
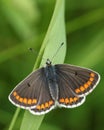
[8,108,21,130]
[8,0,66,130]
[20,0,66,129]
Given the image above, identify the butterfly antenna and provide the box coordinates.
[51,42,64,61]
[28,47,38,55]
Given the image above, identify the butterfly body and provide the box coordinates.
[45,64,58,101]
[9,59,100,115]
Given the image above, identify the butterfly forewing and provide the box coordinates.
[9,68,55,110]
[55,64,100,97]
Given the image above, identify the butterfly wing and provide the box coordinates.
[9,68,55,112]
[55,64,100,108]
[30,99,55,115]
[29,72,55,115]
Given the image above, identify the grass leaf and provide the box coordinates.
[19,0,66,130]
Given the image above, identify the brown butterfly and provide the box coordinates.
[8,58,100,115]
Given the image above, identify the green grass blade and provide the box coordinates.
[19,0,66,130]
[8,108,21,130]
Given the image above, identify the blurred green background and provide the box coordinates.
[0,0,104,130]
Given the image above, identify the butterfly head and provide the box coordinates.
[46,59,52,66]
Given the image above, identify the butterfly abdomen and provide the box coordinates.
[44,65,58,101]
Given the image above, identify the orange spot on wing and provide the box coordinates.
[87,81,92,86]
[89,77,94,82]
[32,99,37,104]
[80,86,85,91]
[23,98,27,104]
[16,95,19,100]
[41,104,45,109]
[45,102,49,108]
[49,100,53,106]
[28,99,32,104]
[13,91,17,96]
[90,73,95,77]
[75,88,81,93]
[84,84,89,89]
[19,97,23,103]
[73,97,78,102]
[65,98,69,104]
[69,98,73,103]
[59,98,64,103]
[36,105,41,110]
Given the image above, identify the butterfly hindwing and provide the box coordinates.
[9,68,55,111]
[55,64,100,98]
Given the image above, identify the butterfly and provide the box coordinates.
[8,59,100,115]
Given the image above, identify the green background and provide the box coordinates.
[0,0,104,130]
